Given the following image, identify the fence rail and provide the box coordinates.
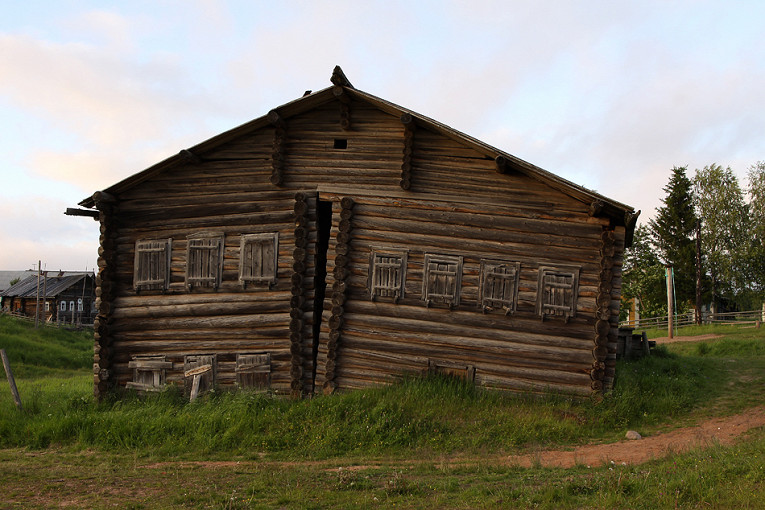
[0,310,93,329]
[620,309,763,330]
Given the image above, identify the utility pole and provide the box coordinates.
[35,260,41,328]
[695,219,702,325]
[666,265,674,339]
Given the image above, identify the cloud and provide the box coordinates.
[0,196,99,270]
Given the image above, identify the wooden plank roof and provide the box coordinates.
[1,272,92,299]
[77,66,637,240]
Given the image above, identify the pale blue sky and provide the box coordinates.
[1,0,763,270]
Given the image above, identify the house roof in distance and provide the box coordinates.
[0,272,93,298]
[78,66,638,241]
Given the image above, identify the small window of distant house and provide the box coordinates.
[537,266,580,320]
[134,238,171,292]
[126,355,172,392]
[236,353,271,390]
[369,249,407,302]
[44,302,50,312]
[60,301,66,312]
[239,233,278,287]
[422,253,463,307]
[480,260,520,314]
[69,301,75,311]
[77,298,83,312]
[186,233,224,289]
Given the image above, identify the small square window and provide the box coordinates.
[236,353,271,390]
[422,253,463,307]
[480,260,520,314]
[333,138,348,149]
[184,354,216,399]
[134,238,172,292]
[537,266,580,320]
[186,233,223,289]
[240,233,279,287]
[127,355,172,392]
[369,249,407,302]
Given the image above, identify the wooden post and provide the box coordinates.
[666,265,674,339]
[695,220,702,325]
[1,349,23,411]
[35,261,41,328]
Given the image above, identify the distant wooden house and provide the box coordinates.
[72,67,637,399]
[1,272,96,325]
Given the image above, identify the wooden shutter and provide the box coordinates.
[236,353,271,390]
[423,254,462,306]
[134,239,171,291]
[186,235,223,289]
[240,233,278,286]
[127,355,172,391]
[369,250,407,301]
[480,260,520,313]
[183,354,216,397]
[537,266,580,320]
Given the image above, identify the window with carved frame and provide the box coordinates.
[537,265,580,320]
[369,249,407,302]
[239,233,279,287]
[422,253,462,307]
[479,260,520,314]
[134,238,171,292]
[186,233,224,289]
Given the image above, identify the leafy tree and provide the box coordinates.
[747,161,765,298]
[620,224,667,321]
[693,164,750,309]
[648,166,698,306]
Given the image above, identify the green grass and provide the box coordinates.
[1,315,765,507]
[0,314,92,377]
[0,334,741,458]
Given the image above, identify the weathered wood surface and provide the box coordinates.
[1,349,23,411]
[94,90,629,397]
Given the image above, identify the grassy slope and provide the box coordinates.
[0,315,92,377]
[1,315,764,508]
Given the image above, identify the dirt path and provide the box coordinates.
[652,333,723,344]
[139,406,765,472]
[504,405,765,468]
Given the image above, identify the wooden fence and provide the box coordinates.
[0,310,93,330]
[621,308,764,330]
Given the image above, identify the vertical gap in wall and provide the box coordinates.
[312,200,333,386]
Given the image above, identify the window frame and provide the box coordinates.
[369,248,408,302]
[126,355,173,392]
[134,238,172,292]
[239,233,279,288]
[235,353,272,390]
[422,253,463,308]
[186,233,224,290]
[479,259,521,314]
[537,265,580,321]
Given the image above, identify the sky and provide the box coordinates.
[1,0,763,271]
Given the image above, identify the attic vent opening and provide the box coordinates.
[333,138,348,150]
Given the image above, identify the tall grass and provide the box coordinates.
[1,315,761,460]
[0,315,92,377]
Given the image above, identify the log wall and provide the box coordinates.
[96,93,626,397]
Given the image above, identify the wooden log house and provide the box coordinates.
[73,66,637,399]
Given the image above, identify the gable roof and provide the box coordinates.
[78,66,637,242]
[0,270,36,293]
[1,272,92,299]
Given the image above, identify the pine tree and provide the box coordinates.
[648,166,698,307]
